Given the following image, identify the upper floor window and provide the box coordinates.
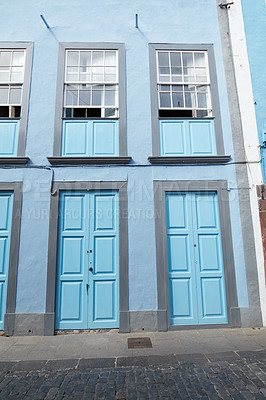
[157,50,212,118]
[0,50,25,118]
[52,43,127,160]
[0,43,33,159]
[64,50,118,119]
[149,44,225,157]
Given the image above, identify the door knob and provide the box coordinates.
[89,267,93,272]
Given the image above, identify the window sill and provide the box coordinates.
[0,157,29,165]
[47,156,132,165]
[148,155,231,165]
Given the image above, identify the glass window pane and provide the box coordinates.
[66,73,79,82]
[158,52,169,67]
[0,51,11,66]
[67,66,79,74]
[185,92,196,108]
[105,90,116,106]
[67,51,79,66]
[0,87,8,104]
[196,109,209,118]
[170,52,181,67]
[183,67,195,82]
[0,69,10,82]
[172,85,183,92]
[171,75,182,82]
[79,90,91,106]
[171,67,182,75]
[160,85,170,91]
[79,73,91,82]
[105,51,116,66]
[10,67,23,82]
[92,90,103,106]
[10,87,22,104]
[80,51,91,66]
[182,52,194,67]
[104,108,117,117]
[159,67,170,75]
[92,51,104,66]
[194,52,206,67]
[159,92,171,108]
[104,67,117,82]
[12,51,25,66]
[196,85,208,92]
[65,90,78,106]
[172,92,184,108]
[185,85,196,92]
[197,92,207,108]
[195,68,207,82]
[92,66,104,82]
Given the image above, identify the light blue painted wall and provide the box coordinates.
[0,0,249,313]
[241,0,266,181]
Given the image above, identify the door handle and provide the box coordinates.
[89,267,93,272]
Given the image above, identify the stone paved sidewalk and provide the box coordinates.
[0,350,265,399]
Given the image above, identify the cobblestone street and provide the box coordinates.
[0,352,265,399]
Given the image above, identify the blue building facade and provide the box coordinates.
[241,0,266,180]
[0,0,262,335]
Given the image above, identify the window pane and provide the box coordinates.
[0,87,8,104]
[160,85,170,91]
[105,51,116,66]
[79,73,91,82]
[194,52,206,67]
[183,67,195,82]
[171,75,182,82]
[10,87,22,104]
[12,51,25,66]
[105,90,116,106]
[104,67,116,82]
[185,92,196,108]
[185,85,196,92]
[92,90,103,106]
[172,85,183,92]
[79,90,91,106]
[159,92,171,108]
[172,92,184,108]
[196,85,208,92]
[65,90,78,106]
[10,67,23,82]
[182,52,194,67]
[196,109,209,118]
[0,69,9,82]
[195,68,207,82]
[66,73,79,82]
[67,66,79,74]
[104,108,116,117]
[67,51,79,66]
[171,67,182,75]
[80,51,91,66]
[158,52,169,67]
[170,52,181,67]
[0,51,11,66]
[92,51,104,66]
[197,92,207,108]
[92,66,104,82]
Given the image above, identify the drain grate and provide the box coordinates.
[127,337,152,349]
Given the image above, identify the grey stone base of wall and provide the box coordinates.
[4,313,55,336]
[3,307,262,336]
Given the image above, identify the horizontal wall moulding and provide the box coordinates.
[148,156,231,165]
[0,157,29,165]
[47,156,132,165]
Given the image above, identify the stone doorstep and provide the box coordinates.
[0,349,264,373]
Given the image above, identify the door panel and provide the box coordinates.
[166,192,227,326]
[0,193,13,329]
[56,191,119,330]
[89,192,119,328]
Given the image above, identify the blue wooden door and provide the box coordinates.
[0,193,13,330]
[166,192,227,326]
[55,191,119,330]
